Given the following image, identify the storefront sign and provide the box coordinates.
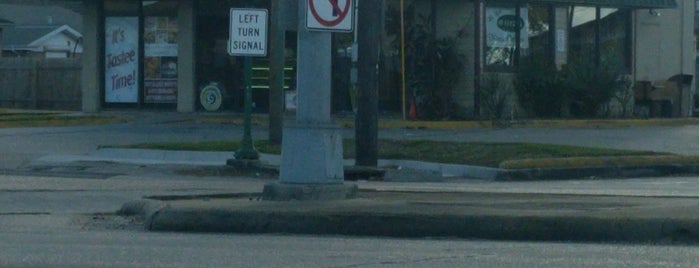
[497,15,524,32]
[105,17,139,103]
[228,8,268,56]
[486,7,528,49]
[144,17,179,103]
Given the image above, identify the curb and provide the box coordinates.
[500,164,699,181]
[41,148,699,182]
[117,199,169,228]
[143,204,699,243]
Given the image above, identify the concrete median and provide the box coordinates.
[122,190,699,244]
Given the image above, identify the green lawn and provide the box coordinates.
[0,113,125,128]
[117,139,667,168]
[198,115,699,130]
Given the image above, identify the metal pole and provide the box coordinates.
[235,57,259,160]
[268,0,285,145]
[473,0,481,117]
[350,0,360,113]
[400,0,406,120]
[355,0,382,167]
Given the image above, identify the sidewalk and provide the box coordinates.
[36,147,699,181]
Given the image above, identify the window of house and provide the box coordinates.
[569,6,631,72]
[484,3,552,71]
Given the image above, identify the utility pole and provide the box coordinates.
[268,0,286,144]
[263,0,357,201]
[355,0,382,167]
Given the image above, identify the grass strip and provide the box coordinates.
[198,115,699,130]
[115,139,665,168]
[500,155,699,169]
[0,113,125,128]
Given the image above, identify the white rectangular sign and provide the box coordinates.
[228,8,268,57]
[105,17,139,103]
[306,0,354,32]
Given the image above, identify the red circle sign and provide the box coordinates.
[309,0,351,27]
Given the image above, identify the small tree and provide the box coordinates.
[480,73,512,127]
[611,76,634,118]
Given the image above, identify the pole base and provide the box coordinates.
[262,182,358,201]
[234,149,259,160]
[279,123,344,184]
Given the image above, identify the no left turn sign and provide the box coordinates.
[306,0,354,32]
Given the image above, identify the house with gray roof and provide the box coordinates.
[2,24,82,58]
[0,4,82,58]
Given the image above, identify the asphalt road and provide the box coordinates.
[2,113,699,266]
[2,172,699,267]
[3,229,699,267]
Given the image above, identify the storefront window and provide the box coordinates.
[569,6,630,71]
[569,6,596,62]
[484,4,524,69]
[524,6,551,61]
[484,4,551,70]
[102,0,180,106]
[143,1,179,104]
[599,8,630,71]
[104,0,140,104]
[104,17,139,104]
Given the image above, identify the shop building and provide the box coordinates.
[382,0,692,119]
[73,0,694,118]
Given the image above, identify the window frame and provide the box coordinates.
[567,5,632,73]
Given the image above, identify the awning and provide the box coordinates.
[532,0,677,9]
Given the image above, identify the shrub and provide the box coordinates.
[515,55,627,119]
[480,73,512,127]
[559,57,626,118]
[514,57,565,118]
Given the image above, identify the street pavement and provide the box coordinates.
[5,111,699,243]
